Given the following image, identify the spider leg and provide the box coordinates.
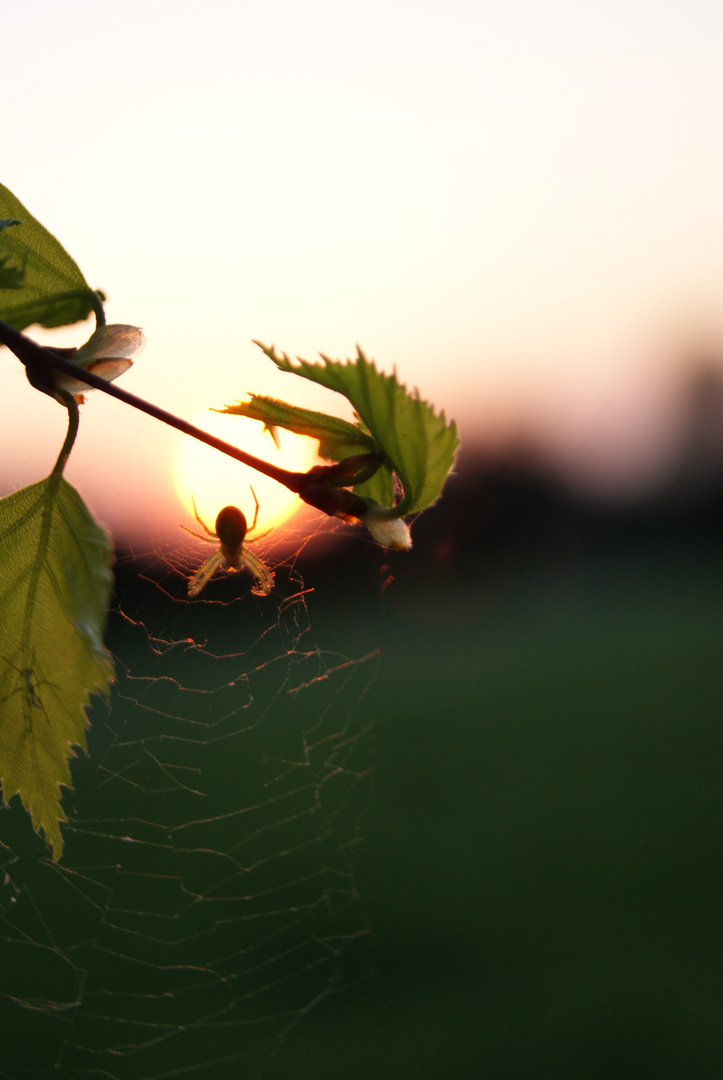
[0,653,60,729]
[180,525,218,544]
[188,550,225,597]
[248,486,260,533]
[246,526,272,544]
[191,495,217,538]
[239,549,275,595]
[245,487,275,543]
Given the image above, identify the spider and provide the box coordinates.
[0,653,58,729]
[181,490,274,598]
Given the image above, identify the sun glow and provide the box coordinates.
[173,410,320,537]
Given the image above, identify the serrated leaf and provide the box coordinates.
[0,183,101,330]
[255,342,459,514]
[0,476,114,858]
[219,394,377,461]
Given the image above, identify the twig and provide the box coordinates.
[0,319,376,520]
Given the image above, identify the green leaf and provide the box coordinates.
[254,342,459,514]
[0,218,24,290]
[0,254,25,292]
[0,476,114,858]
[0,183,102,330]
[219,394,377,462]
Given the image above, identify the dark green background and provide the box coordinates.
[2,453,722,1079]
[276,533,723,1080]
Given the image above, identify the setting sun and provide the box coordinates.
[172,410,320,537]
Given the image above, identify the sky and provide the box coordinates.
[2,0,723,542]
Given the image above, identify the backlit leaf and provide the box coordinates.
[0,476,114,857]
[219,394,376,462]
[0,217,24,291]
[252,342,459,514]
[0,183,101,330]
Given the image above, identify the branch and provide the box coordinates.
[0,319,374,521]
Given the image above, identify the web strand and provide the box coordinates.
[0,549,375,1080]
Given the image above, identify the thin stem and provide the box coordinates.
[0,319,374,520]
[51,390,80,478]
[0,318,306,490]
[91,291,106,328]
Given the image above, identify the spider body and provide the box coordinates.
[182,492,274,598]
[0,654,58,730]
[215,505,249,564]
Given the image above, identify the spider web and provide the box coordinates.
[0,522,376,1080]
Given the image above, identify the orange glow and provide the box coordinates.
[172,410,319,536]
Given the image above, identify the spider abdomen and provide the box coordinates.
[217,505,247,568]
[215,506,248,552]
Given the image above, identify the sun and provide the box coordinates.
[173,411,319,536]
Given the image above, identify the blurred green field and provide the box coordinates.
[2,522,721,1080]
[266,536,723,1079]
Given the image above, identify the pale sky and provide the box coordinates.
[2,0,723,540]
